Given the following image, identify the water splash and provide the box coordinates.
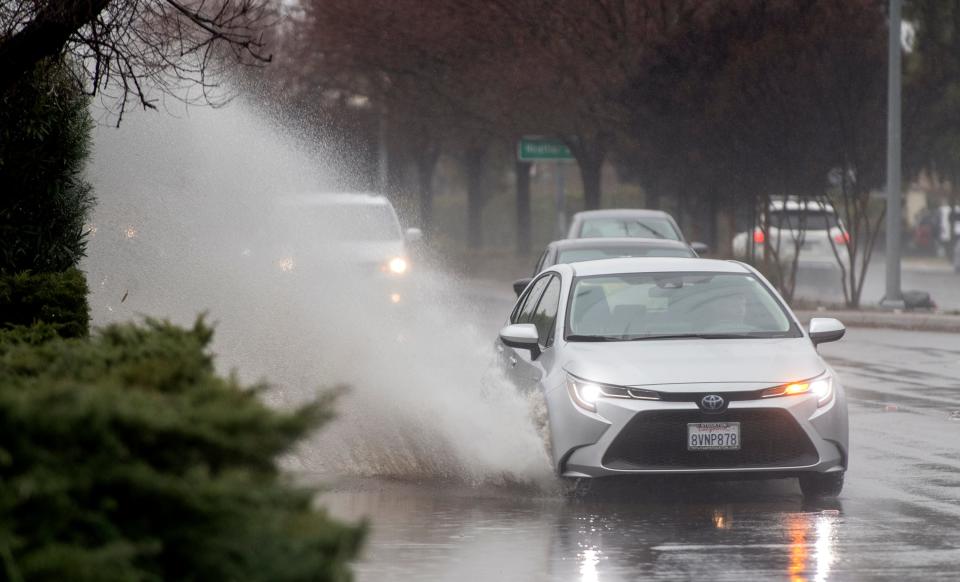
[82,100,554,489]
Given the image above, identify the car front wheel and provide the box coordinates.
[799,471,844,498]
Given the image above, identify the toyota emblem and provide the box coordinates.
[701,394,725,411]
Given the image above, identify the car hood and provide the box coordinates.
[562,337,823,388]
[276,240,406,265]
[322,240,406,263]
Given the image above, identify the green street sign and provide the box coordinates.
[518,137,574,161]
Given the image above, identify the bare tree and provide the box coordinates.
[0,0,274,120]
[820,171,885,307]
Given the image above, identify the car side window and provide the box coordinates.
[514,275,551,324]
[531,275,561,346]
[509,296,523,323]
[509,288,527,323]
[532,250,548,277]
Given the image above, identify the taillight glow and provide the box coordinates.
[833,232,851,244]
[753,229,765,244]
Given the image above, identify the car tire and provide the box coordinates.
[560,477,593,500]
[799,471,844,498]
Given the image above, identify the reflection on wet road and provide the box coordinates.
[316,291,960,581]
[323,478,853,581]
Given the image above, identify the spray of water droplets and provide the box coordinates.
[82,100,555,490]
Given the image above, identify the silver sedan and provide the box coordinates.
[498,257,849,497]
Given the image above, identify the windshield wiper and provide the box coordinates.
[632,221,665,239]
[567,332,780,342]
[566,334,625,342]
[625,333,758,341]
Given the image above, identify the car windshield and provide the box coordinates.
[278,203,402,242]
[579,217,681,240]
[557,247,694,264]
[768,210,839,231]
[566,272,797,341]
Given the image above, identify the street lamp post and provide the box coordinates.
[882,0,905,308]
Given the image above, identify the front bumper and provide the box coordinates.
[276,263,414,304]
[549,382,848,479]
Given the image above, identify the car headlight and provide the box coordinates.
[566,373,659,412]
[386,257,408,274]
[761,373,834,406]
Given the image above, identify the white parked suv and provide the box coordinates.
[732,199,849,268]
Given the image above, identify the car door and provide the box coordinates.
[509,274,562,393]
[500,274,550,383]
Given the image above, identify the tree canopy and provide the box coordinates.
[0,0,274,118]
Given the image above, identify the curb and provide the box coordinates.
[793,309,960,333]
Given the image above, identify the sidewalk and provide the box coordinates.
[901,255,954,274]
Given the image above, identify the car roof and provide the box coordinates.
[571,208,673,219]
[548,237,691,250]
[276,192,391,207]
[567,257,749,277]
[769,199,835,213]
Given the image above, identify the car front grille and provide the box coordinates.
[602,409,819,470]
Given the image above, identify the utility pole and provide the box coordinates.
[882,0,905,308]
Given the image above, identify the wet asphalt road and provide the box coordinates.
[318,281,960,582]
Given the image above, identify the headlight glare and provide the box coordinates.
[387,257,408,274]
[809,378,832,405]
[762,374,833,406]
[566,374,658,412]
[567,375,600,412]
[579,383,602,404]
[784,382,808,395]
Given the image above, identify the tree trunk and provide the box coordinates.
[950,169,959,261]
[566,133,609,211]
[414,145,440,234]
[645,185,661,210]
[676,189,689,235]
[717,206,736,257]
[705,188,720,249]
[515,161,532,256]
[464,144,488,249]
[580,160,602,210]
[0,0,111,95]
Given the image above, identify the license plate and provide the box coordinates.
[687,422,741,450]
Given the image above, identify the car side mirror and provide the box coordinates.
[808,317,845,345]
[404,228,423,243]
[690,241,710,256]
[512,277,532,297]
[499,323,540,357]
